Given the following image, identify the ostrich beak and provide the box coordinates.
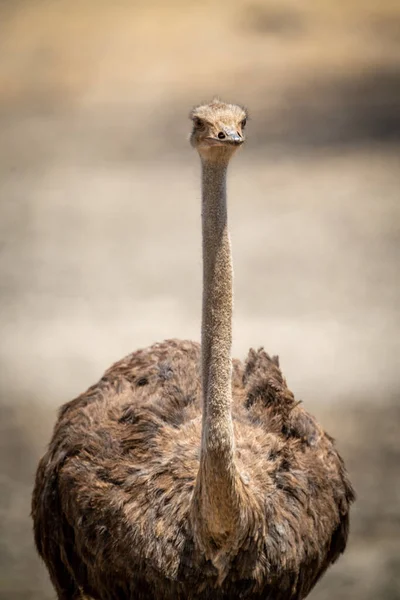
[225,130,244,145]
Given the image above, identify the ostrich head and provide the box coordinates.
[190,99,247,161]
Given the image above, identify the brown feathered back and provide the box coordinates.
[32,339,354,600]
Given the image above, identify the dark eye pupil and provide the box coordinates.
[218,132,226,139]
[241,119,247,127]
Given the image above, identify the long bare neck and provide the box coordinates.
[192,158,243,553]
[201,159,233,454]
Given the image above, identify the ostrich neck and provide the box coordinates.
[194,157,242,547]
[201,159,233,451]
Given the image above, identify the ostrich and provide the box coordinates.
[32,99,354,600]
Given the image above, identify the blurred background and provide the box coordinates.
[0,0,399,598]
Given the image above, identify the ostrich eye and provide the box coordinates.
[241,118,247,128]
[193,117,205,129]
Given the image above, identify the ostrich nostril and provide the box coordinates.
[237,131,242,137]
[218,132,226,139]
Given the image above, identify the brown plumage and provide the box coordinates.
[32,100,355,600]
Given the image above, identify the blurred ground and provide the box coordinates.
[0,1,400,598]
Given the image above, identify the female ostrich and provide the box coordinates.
[32,100,354,600]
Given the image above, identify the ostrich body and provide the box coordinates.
[32,100,354,600]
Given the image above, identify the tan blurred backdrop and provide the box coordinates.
[1,1,400,598]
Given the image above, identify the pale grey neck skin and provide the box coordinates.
[201,158,232,453]
[193,154,245,553]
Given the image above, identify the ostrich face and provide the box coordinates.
[190,100,247,161]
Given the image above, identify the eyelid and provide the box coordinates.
[193,117,212,126]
